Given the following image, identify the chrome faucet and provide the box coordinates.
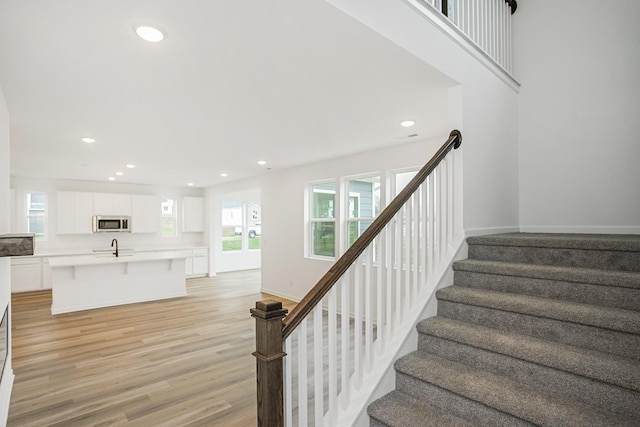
[111,238,119,257]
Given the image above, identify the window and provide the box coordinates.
[161,198,176,237]
[310,182,336,258]
[27,192,47,239]
[346,176,380,246]
[222,201,262,252]
[222,201,243,251]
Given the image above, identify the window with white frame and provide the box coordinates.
[161,198,177,237]
[346,176,380,246]
[27,192,47,239]
[310,182,336,258]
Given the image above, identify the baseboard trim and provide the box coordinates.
[260,288,301,304]
[465,226,520,237]
[520,226,640,235]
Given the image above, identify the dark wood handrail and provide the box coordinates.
[282,129,462,339]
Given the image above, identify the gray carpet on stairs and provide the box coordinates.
[368,233,640,427]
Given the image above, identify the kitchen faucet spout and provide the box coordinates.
[111,238,119,257]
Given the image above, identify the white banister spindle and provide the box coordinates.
[354,256,362,387]
[411,193,419,302]
[313,304,323,425]
[284,337,292,427]
[364,247,373,371]
[395,210,403,325]
[327,287,337,425]
[340,273,350,410]
[506,4,512,70]
[402,204,411,314]
[440,162,448,257]
[375,234,384,350]
[447,156,455,246]
[385,224,394,336]
[297,320,307,425]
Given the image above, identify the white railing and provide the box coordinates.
[409,0,515,73]
[281,136,463,426]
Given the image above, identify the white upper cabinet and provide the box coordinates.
[57,191,94,234]
[93,193,132,216]
[182,196,205,232]
[131,195,161,233]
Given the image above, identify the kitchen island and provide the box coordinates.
[48,251,188,314]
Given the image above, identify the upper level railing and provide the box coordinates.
[407,0,517,73]
[252,130,462,426]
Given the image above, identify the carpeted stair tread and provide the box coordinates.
[436,286,640,334]
[453,259,640,289]
[368,390,475,427]
[395,352,638,427]
[466,233,640,252]
[417,316,640,391]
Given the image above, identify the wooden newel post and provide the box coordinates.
[251,299,288,427]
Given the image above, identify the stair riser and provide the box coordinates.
[454,270,640,311]
[437,300,640,360]
[395,372,534,427]
[418,334,640,419]
[468,245,640,272]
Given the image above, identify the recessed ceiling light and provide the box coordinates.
[220,173,228,178]
[400,120,416,127]
[126,164,136,169]
[115,171,124,176]
[108,177,115,181]
[135,26,165,42]
[187,182,194,186]
[81,137,96,144]
[257,160,267,165]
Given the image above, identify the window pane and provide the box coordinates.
[28,216,45,238]
[348,220,373,246]
[312,222,335,257]
[27,192,46,239]
[161,199,176,237]
[395,170,418,196]
[222,201,243,251]
[348,177,380,218]
[312,183,335,219]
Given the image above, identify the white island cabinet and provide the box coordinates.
[48,252,188,314]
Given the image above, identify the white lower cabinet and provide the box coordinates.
[185,248,208,277]
[11,258,43,292]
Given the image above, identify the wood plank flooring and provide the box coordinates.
[8,270,296,427]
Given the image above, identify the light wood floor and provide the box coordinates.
[8,270,296,427]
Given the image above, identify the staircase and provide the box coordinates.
[368,233,640,426]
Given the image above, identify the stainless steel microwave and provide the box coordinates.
[92,215,131,233]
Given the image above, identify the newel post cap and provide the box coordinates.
[250,299,288,320]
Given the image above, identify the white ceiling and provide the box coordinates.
[0,0,455,188]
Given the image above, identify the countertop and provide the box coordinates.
[19,245,208,258]
[48,250,191,268]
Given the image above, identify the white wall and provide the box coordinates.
[0,85,13,425]
[10,176,206,253]
[514,1,640,233]
[326,0,521,236]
